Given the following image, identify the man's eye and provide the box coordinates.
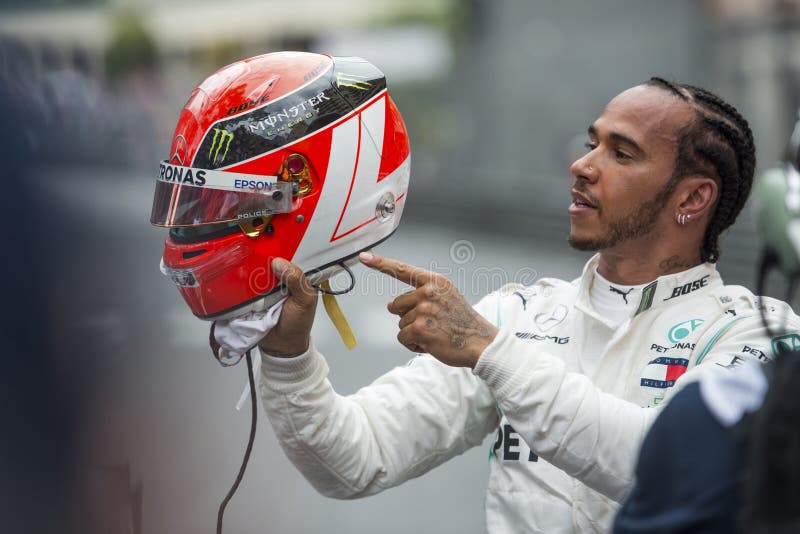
[615,150,631,160]
[584,142,597,152]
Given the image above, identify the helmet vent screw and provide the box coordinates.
[296,215,305,223]
[265,224,275,234]
[376,192,396,222]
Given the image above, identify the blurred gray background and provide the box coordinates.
[2,0,799,533]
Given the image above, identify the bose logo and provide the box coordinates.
[664,275,709,301]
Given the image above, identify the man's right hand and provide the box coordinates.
[258,258,318,358]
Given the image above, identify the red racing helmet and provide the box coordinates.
[150,52,410,319]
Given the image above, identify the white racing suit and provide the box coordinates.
[259,255,799,533]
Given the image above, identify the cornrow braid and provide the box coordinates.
[648,77,689,101]
[646,77,757,263]
[684,84,755,145]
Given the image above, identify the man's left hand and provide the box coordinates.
[359,251,498,368]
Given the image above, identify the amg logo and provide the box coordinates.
[515,332,570,344]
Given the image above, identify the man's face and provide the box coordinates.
[567,85,694,252]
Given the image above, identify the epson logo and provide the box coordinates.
[234,179,277,191]
[159,162,206,186]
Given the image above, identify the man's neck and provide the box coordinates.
[596,249,701,285]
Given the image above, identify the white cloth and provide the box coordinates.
[258,255,798,533]
[212,297,286,410]
[213,297,287,366]
[700,358,768,427]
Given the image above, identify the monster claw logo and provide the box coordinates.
[336,72,372,90]
[209,128,234,164]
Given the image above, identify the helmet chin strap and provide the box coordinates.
[320,279,357,349]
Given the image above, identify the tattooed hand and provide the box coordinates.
[359,251,498,368]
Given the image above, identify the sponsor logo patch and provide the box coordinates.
[663,275,709,301]
[610,286,634,304]
[742,345,770,362]
[649,342,695,353]
[515,332,569,344]
[209,128,234,165]
[716,355,744,369]
[512,291,527,311]
[491,424,538,462]
[640,356,689,389]
[533,304,568,331]
[336,72,372,90]
[772,333,800,355]
[667,318,704,343]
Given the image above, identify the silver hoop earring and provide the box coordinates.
[677,213,685,225]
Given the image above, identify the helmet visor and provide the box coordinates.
[150,161,294,227]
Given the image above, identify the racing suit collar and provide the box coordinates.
[576,254,722,321]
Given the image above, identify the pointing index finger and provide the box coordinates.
[359,251,436,288]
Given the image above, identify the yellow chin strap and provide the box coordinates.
[320,280,357,349]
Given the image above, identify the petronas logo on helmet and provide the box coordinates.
[336,72,372,90]
[209,128,234,164]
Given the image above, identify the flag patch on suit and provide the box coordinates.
[640,357,689,388]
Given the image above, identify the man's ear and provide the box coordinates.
[675,175,718,220]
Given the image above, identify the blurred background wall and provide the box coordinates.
[1,0,799,533]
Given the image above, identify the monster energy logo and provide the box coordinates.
[209,128,234,164]
[336,72,372,90]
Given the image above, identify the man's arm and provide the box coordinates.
[257,257,499,498]
[474,330,656,502]
[260,345,499,498]
[359,252,793,503]
[359,251,651,500]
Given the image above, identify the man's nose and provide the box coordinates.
[569,152,599,183]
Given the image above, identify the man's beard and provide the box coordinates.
[568,178,677,252]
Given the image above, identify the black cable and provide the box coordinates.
[311,262,356,295]
[216,349,257,534]
[756,247,781,342]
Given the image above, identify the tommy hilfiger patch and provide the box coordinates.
[640,356,688,388]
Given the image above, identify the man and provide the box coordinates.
[614,109,800,534]
[256,78,798,533]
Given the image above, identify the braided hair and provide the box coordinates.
[646,77,756,263]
